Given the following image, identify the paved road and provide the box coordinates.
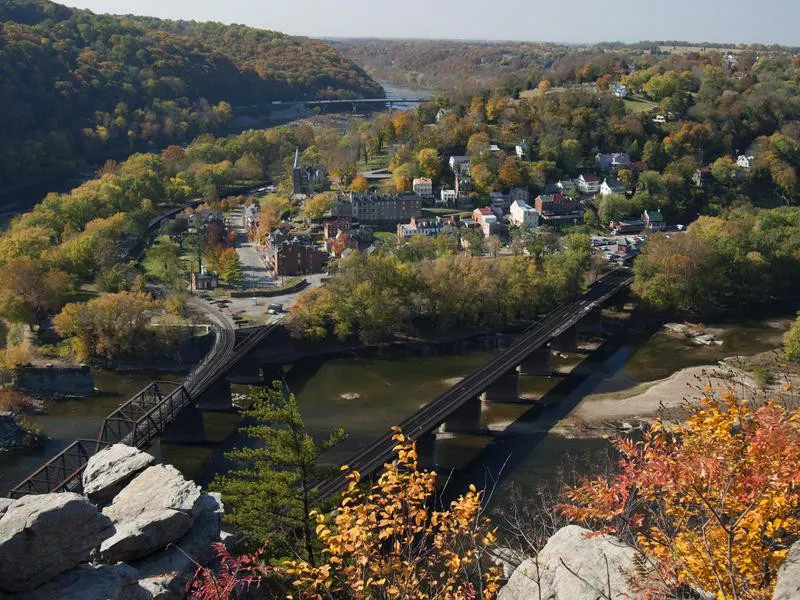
[222,208,325,324]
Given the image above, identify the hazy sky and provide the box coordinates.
[60,0,798,46]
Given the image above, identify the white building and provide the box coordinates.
[412,177,433,199]
[611,83,628,98]
[737,155,755,170]
[577,173,601,194]
[439,189,457,206]
[435,108,450,123]
[510,199,538,228]
[599,177,626,197]
[515,140,528,158]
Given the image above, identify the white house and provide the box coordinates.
[652,115,667,124]
[439,189,457,206]
[515,140,528,159]
[435,108,450,123]
[449,156,470,171]
[510,199,538,228]
[412,177,433,199]
[556,179,577,195]
[737,155,755,170]
[599,177,626,197]
[611,83,628,98]
[577,173,601,194]
[489,144,502,152]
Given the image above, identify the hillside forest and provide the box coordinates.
[0,0,382,196]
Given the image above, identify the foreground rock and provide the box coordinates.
[498,525,640,600]
[8,563,147,600]
[135,493,224,599]
[83,444,156,504]
[0,492,113,592]
[773,540,800,600]
[101,464,202,562]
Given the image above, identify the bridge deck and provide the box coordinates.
[311,269,632,503]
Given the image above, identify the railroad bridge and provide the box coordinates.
[310,268,633,503]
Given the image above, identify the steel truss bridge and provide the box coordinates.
[8,321,280,498]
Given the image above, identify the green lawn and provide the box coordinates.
[623,95,658,113]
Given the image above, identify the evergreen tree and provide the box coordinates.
[211,382,345,564]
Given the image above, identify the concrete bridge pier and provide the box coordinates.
[517,345,553,376]
[552,325,578,353]
[196,378,233,411]
[162,405,205,444]
[578,308,603,335]
[415,430,438,469]
[440,395,484,434]
[480,369,519,403]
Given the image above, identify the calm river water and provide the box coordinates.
[0,315,783,497]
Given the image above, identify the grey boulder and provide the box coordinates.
[498,525,640,600]
[773,540,800,600]
[0,492,113,592]
[101,464,202,563]
[135,493,224,600]
[83,443,156,504]
[7,563,148,600]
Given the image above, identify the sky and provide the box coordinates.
[60,0,798,46]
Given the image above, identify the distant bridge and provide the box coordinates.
[235,97,430,111]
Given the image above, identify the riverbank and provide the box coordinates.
[550,318,793,438]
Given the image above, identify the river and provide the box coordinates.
[0,312,787,498]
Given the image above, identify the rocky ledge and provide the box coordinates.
[0,444,223,599]
[498,525,800,600]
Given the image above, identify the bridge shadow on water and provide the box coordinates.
[437,316,661,504]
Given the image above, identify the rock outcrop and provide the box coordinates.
[498,525,640,600]
[83,444,156,504]
[101,464,202,562]
[0,492,113,592]
[773,540,800,600]
[8,564,147,600]
[135,493,224,600]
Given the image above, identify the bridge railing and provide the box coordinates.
[121,385,193,448]
[8,439,111,498]
[98,381,176,445]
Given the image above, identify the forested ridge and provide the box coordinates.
[0,0,382,195]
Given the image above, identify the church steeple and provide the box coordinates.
[293,146,301,169]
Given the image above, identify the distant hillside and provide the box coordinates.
[0,0,382,194]
[327,39,567,91]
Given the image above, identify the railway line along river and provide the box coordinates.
[1,310,790,502]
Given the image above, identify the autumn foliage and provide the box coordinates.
[559,389,800,599]
[286,428,501,599]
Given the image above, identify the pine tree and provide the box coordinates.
[211,382,345,564]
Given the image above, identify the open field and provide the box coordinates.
[623,95,658,113]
